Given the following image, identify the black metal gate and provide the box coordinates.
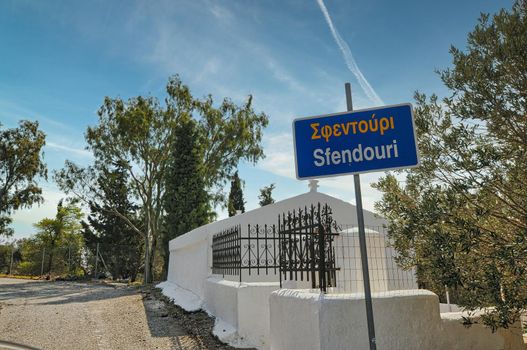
[211,202,340,292]
[278,203,340,292]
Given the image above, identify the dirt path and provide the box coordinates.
[0,278,238,350]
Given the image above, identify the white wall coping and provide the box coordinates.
[207,277,281,289]
[440,308,495,320]
[169,191,388,251]
[273,288,436,301]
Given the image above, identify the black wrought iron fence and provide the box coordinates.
[278,203,340,292]
[211,225,241,277]
[211,202,340,292]
[242,224,281,276]
[211,224,281,280]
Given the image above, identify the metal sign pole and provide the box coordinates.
[346,82,377,350]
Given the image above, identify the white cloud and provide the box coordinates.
[46,141,93,159]
[10,187,66,238]
[259,132,295,179]
[318,173,384,211]
[261,56,308,95]
[0,99,70,131]
[194,58,221,83]
[208,2,233,22]
[316,0,384,106]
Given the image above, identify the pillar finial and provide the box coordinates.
[308,180,319,193]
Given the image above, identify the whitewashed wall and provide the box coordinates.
[334,228,417,293]
[163,190,524,350]
[269,289,525,350]
[204,277,280,349]
[167,236,209,298]
[167,191,389,300]
[164,190,420,349]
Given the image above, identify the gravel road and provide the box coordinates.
[0,278,236,350]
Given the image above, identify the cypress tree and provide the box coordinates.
[228,171,245,216]
[162,116,212,279]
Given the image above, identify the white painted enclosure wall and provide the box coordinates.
[164,190,421,349]
[167,190,390,301]
[334,228,417,293]
[204,277,279,349]
[269,289,525,350]
[161,189,525,350]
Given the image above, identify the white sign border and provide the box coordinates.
[292,102,421,181]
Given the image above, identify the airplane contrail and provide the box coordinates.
[316,0,384,106]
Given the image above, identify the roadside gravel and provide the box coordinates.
[0,278,250,350]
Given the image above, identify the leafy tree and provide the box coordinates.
[0,244,10,273]
[8,234,83,277]
[34,199,84,275]
[161,116,213,279]
[55,75,268,283]
[228,171,245,216]
[82,164,143,281]
[0,243,20,274]
[374,1,527,330]
[15,237,44,276]
[258,183,276,207]
[0,121,47,236]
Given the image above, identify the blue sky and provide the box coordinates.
[1,0,511,238]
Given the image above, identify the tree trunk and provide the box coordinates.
[148,233,157,282]
[47,241,56,275]
[143,235,151,284]
[47,250,53,275]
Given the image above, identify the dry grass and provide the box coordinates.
[0,274,40,280]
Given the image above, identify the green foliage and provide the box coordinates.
[34,199,84,276]
[374,1,527,331]
[0,243,19,274]
[82,164,143,281]
[15,236,84,277]
[0,245,9,273]
[258,183,276,207]
[12,238,42,276]
[55,75,268,283]
[0,120,47,236]
[228,171,245,217]
[164,77,269,202]
[161,116,213,278]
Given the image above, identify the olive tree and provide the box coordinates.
[374,1,527,330]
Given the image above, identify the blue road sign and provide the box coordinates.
[293,103,419,179]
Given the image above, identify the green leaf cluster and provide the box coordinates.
[0,120,47,236]
[33,199,84,276]
[374,1,527,330]
[81,164,143,281]
[258,183,276,207]
[55,75,268,283]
